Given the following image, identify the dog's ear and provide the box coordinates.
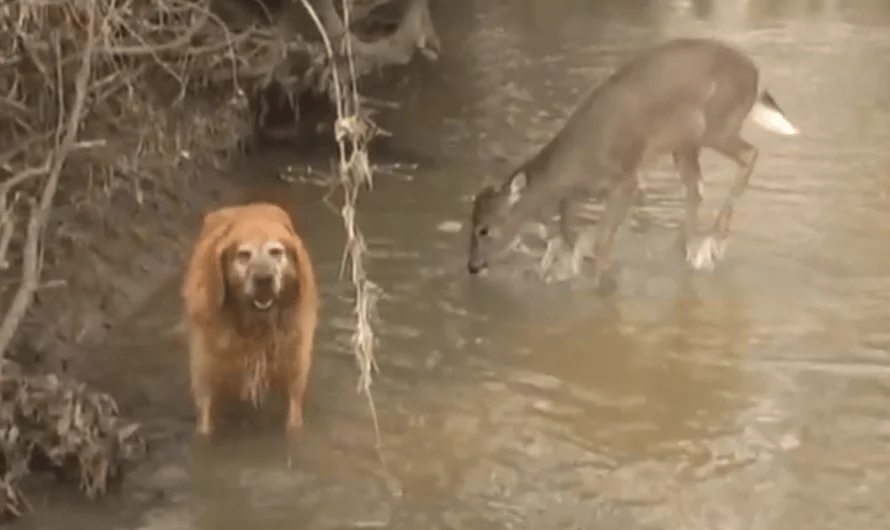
[263,205,303,262]
[200,207,237,237]
[278,226,317,309]
[183,220,233,318]
[280,228,310,278]
[257,204,299,236]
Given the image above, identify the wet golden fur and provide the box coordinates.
[181,202,318,438]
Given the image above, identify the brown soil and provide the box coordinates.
[11,173,235,366]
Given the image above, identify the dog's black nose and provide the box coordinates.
[253,274,274,290]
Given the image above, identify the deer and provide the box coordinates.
[467,37,800,288]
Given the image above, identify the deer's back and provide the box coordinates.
[531,39,759,184]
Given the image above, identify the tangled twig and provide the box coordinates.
[298,0,383,447]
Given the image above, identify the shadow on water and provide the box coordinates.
[25,0,890,528]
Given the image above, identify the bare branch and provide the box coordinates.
[0,0,97,358]
[0,201,42,356]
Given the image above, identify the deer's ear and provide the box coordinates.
[506,172,527,205]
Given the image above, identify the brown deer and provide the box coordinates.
[467,37,799,287]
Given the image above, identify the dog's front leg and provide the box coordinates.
[188,332,216,438]
[286,376,307,439]
[286,318,316,440]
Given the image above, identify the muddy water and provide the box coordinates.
[34,0,890,528]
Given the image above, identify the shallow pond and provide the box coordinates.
[21,0,890,528]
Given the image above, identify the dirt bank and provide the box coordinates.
[13,175,223,363]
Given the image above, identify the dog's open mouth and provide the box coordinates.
[252,298,274,311]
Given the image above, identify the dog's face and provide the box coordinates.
[224,237,297,312]
[468,172,527,274]
[184,203,311,318]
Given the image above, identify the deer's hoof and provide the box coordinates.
[594,272,617,294]
[539,237,563,273]
[687,234,726,271]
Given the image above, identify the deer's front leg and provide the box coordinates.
[590,178,637,291]
[541,197,587,278]
[562,197,593,275]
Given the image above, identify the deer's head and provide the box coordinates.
[467,172,527,274]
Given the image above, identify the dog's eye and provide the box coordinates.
[268,246,285,259]
[477,226,490,237]
[235,249,252,262]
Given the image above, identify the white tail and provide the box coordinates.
[750,97,800,136]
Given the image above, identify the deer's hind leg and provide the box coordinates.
[672,146,706,266]
[690,135,757,270]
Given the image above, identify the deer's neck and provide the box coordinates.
[501,174,557,238]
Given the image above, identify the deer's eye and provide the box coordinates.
[477,226,490,237]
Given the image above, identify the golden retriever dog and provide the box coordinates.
[181,202,318,440]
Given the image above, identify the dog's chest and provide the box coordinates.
[215,327,298,405]
[216,327,295,362]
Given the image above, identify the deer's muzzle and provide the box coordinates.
[467,259,487,275]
